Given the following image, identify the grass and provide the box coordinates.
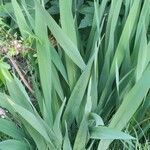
[0,0,149,149]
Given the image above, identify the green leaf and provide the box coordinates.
[90,126,134,140]
[89,113,104,126]
[0,3,13,17]
[35,1,86,70]
[97,0,142,110]
[136,26,148,81]
[12,0,32,38]
[98,64,150,149]
[21,120,48,150]
[62,53,95,126]
[59,0,78,90]
[73,116,89,150]
[51,47,68,83]
[132,0,150,65]
[0,140,30,150]
[5,97,56,149]
[86,0,107,52]
[35,2,53,126]
[85,78,92,114]
[0,118,25,140]
[63,122,72,150]
[52,64,64,101]
[21,0,35,29]
[115,60,120,94]
[53,98,66,145]
[5,75,34,113]
[110,64,150,130]
[109,0,141,83]
[59,0,77,45]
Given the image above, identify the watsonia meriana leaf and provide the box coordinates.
[35,2,53,126]
[62,51,97,126]
[59,0,78,90]
[12,0,32,38]
[35,1,86,70]
[0,140,30,150]
[98,64,150,149]
[0,119,25,140]
[90,126,134,140]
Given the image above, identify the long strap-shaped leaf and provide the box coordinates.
[97,0,142,111]
[86,0,108,53]
[136,25,148,81]
[35,0,86,70]
[0,119,26,140]
[63,122,72,150]
[132,0,150,66]
[51,47,68,83]
[98,64,150,149]
[0,65,34,113]
[12,0,32,38]
[99,0,123,94]
[6,97,57,149]
[35,1,53,126]
[73,116,89,150]
[0,140,30,150]
[59,0,78,90]
[90,126,134,140]
[62,50,97,127]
